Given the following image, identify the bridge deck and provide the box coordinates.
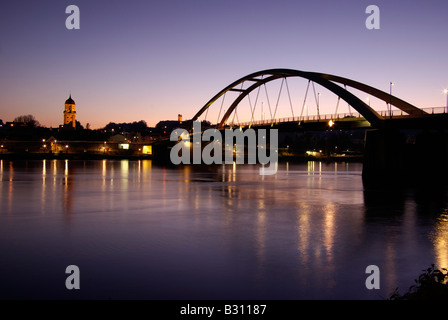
[231,107,447,129]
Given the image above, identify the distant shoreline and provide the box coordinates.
[0,152,153,161]
[0,152,363,163]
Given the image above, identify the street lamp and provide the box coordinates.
[444,89,448,113]
[389,82,394,118]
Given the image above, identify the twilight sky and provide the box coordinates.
[1,0,447,129]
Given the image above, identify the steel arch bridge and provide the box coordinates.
[191,68,427,129]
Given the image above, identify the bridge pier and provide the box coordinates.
[363,129,401,182]
[362,127,448,186]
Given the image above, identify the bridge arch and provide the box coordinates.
[191,69,426,129]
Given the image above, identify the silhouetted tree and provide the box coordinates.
[14,114,40,127]
[104,120,148,133]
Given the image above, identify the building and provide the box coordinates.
[63,94,76,128]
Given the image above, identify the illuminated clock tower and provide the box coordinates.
[63,94,76,128]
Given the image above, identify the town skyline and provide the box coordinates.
[1,0,448,129]
[0,92,183,130]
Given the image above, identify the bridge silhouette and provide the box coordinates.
[156,68,448,184]
[190,68,445,130]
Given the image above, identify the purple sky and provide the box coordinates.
[1,0,447,128]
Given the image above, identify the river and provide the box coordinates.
[0,159,447,300]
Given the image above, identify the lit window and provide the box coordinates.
[142,145,152,154]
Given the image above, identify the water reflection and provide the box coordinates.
[323,203,336,264]
[255,206,267,279]
[296,203,311,265]
[4,161,14,215]
[363,183,448,295]
[41,160,46,214]
[0,159,448,299]
[431,210,448,268]
[63,159,74,215]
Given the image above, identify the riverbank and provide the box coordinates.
[0,151,363,163]
[0,152,153,161]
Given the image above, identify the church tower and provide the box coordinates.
[63,94,76,128]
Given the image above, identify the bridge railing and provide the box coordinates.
[378,106,447,117]
[232,106,447,127]
[422,106,447,114]
[234,111,364,127]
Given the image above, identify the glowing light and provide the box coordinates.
[328,120,334,127]
[142,145,152,154]
[306,150,321,158]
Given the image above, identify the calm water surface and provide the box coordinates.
[0,159,447,300]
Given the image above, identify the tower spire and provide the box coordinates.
[64,94,76,128]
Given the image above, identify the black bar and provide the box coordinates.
[0,300,422,319]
